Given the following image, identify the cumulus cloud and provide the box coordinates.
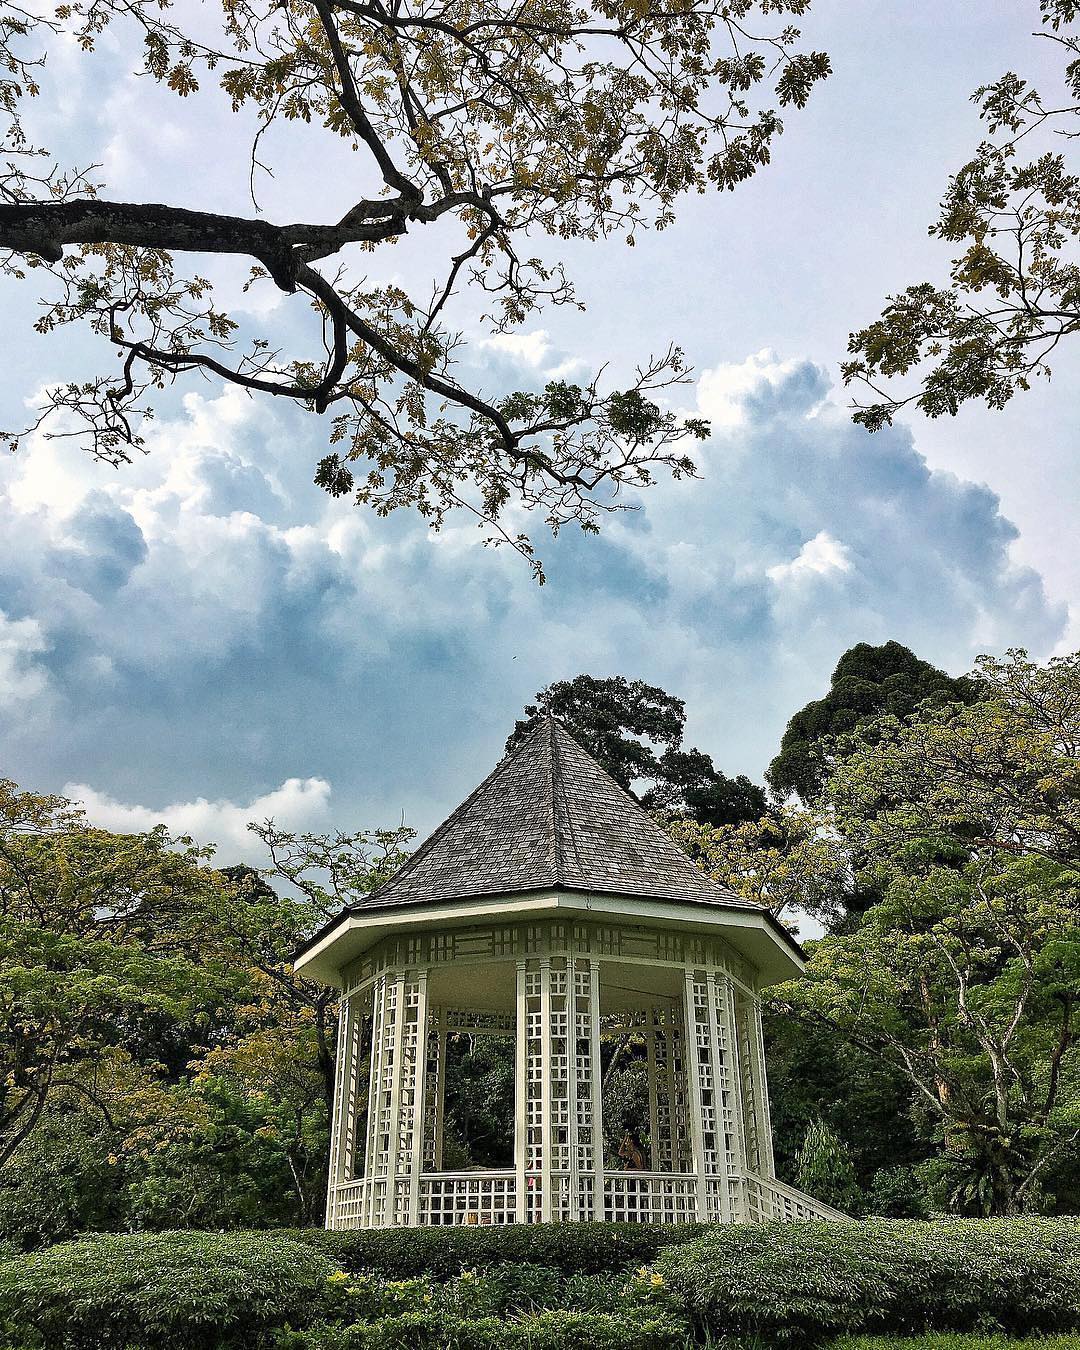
[0,346,1066,859]
[767,531,853,585]
[67,777,334,860]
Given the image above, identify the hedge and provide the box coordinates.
[657,1217,1080,1347]
[3,1218,1080,1349]
[286,1221,709,1277]
[0,1230,335,1350]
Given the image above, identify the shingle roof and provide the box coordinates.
[351,718,757,914]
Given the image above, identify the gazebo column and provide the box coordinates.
[736,990,775,1179]
[683,967,748,1222]
[515,951,603,1223]
[325,985,365,1227]
[359,969,429,1227]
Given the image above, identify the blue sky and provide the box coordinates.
[0,2,1077,860]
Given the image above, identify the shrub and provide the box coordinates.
[657,1217,1080,1347]
[0,1230,335,1350]
[287,1221,708,1277]
[271,1308,689,1349]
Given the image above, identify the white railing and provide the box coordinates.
[327,1166,845,1229]
[740,1169,847,1222]
[603,1171,698,1224]
[419,1170,517,1225]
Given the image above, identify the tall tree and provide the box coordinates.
[508,673,766,826]
[778,650,1080,1215]
[843,0,1080,430]
[0,2,829,572]
[0,781,235,1172]
[767,640,982,803]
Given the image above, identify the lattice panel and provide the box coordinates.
[421,1008,443,1171]
[604,1173,698,1224]
[420,1173,517,1225]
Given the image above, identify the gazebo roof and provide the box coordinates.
[355,717,755,913]
[294,718,805,986]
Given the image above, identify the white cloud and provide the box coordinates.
[0,610,49,703]
[767,530,854,585]
[66,777,334,859]
[476,330,553,367]
[697,348,824,430]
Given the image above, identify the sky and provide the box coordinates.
[1,2,1077,863]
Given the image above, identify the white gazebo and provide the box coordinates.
[295,719,842,1229]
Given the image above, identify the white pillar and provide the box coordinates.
[407,970,430,1225]
[325,988,361,1228]
[514,959,528,1223]
[681,969,709,1222]
[587,958,604,1220]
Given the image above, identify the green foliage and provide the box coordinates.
[508,674,766,826]
[844,4,1080,431]
[657,1217,1080,1347]
[795,1121,863,1214]
[766,641,981,803]
[836,1339,1080,1350]
[777,649,1080,1215]
[271,1308,687,1350]
[287,1221,708,1278]
[0,1230,335,1349]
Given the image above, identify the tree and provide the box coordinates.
[843,0,1080,430]
[509,673,766,826]
[0,780,236,1172]
[778,650,1080,1215]
[0,2,829,574]
[669,807,849,928]
[767,640,982,803]
[793,1118,862,1213]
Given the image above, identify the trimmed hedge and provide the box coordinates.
[657,1217,1080,1347]
[3,1218,1080,1349]
[0,1230,335,1350]
[286,1221,708,1277]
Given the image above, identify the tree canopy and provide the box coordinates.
[843,0,1080,430]
[766,640,982,802]
[508,672,766,826]
[777,649,1080,1215]
[0,0,829,573]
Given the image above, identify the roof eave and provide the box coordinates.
[293,886,804,989]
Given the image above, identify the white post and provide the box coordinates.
[408,970,430,1226]
[748,993,776,1178]
[514,959,528,1223]
[588,958,604,1221]
[384,970,407,1225]
[705,971,734,1223]
[361,975,388,1228]
[681,969,709,1222]
[324,989,356,1228]
[715,973,748,1221]
[539,957,553,1222]
[566,954,580,1219]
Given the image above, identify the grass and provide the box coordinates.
[832,1338,1080,1349]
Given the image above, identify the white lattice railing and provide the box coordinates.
[327,1167,845,1229]
[603,1171,698,1224]
[419,1171,517,1225]
[740,1169,847,1222]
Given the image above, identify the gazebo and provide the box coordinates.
[294,719,842,1229]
